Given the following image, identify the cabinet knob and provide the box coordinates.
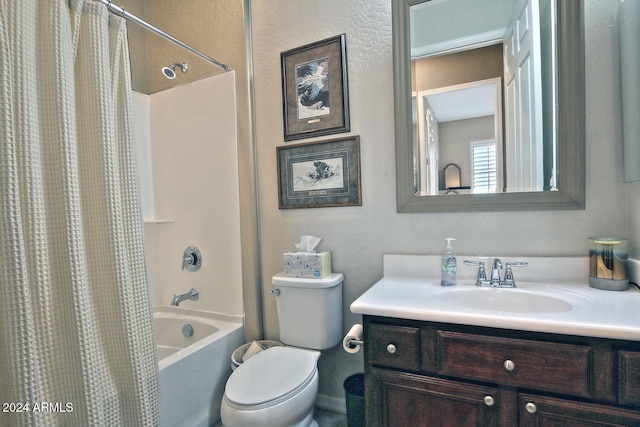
[525,402,537,414]
[504,359,515,371]
[483,395,495,407]
[387,344,397,354]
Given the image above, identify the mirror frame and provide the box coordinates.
[394,0,585,212]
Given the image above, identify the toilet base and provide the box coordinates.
[220,369,318,427]
[296,410,317,427]
[221,403,316,427]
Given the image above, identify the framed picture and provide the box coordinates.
[277,136,361,209]
[281,34,350,141]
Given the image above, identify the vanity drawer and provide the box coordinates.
[619,350,640,406]
[368,323,420,371]
[438,331,592,397]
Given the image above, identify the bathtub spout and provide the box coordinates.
[171,288,199,306]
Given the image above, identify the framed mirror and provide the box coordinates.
[621,0,640,183]
[394,0,585,212]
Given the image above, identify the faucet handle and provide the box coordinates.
[181,255,194,271]
[477,262,490,286]
[502,262,528,287]
[510,262,529,267]
[464,260,491,286]
[181,246,202,272]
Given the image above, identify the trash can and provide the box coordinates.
[343,373,365,427]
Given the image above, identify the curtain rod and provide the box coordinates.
[96,0,230,72]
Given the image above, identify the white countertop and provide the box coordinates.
[350,255,640,341]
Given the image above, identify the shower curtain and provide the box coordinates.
[0,1,160,426]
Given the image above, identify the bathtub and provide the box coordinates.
[153,306,245,427]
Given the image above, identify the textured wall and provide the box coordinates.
[250,0,631,406]
[413,44,503,91]
[119,0,244,94]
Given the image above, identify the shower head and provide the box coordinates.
[161,62,188,79]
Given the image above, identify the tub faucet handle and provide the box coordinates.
[182,246,202,272]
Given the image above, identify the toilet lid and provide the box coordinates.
[225,347,318,407]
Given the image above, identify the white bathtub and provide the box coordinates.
[153,306,245,427]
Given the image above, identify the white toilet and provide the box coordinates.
[221,272,344,427]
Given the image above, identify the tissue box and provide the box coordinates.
[283,251,332,278]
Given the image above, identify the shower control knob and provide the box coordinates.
[182,246,202,272]
[387,344,397,354]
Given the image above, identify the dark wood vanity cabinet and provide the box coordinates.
[364,316,640,427]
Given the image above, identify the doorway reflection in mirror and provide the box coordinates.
[409,0,557,196]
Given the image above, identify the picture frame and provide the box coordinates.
[277,136,361,209]
[281,34,350,141]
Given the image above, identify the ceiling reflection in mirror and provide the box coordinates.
[410,0,557,196]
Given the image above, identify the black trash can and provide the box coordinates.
[343,373,365,427]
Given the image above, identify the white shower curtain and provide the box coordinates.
[0,1,160,426]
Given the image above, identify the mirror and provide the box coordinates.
[394,0,585,212]
[621,0,640,182]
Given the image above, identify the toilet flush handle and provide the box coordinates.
[271,289,281,296]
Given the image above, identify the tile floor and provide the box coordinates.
[315,407,348,427]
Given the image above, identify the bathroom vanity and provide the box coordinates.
[364,316,640,426]
[351,255,640,426]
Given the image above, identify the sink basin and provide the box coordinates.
[436,286,594,313]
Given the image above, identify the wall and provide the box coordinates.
[250,0,630,410]
[439,116,495,189]
[133,73,244,316]
[628,183,640,259]
[120,0,244,95]
[413,44,504,91]
[132,92,154,221]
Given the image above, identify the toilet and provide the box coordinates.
[221,272,344,427]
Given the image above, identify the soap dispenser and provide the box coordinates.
[441,238,457,286]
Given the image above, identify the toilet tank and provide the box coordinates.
[272,273,343,350]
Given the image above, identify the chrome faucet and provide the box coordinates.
[490,258,503,286]
[465,258,529,288]
[171,288,199,306]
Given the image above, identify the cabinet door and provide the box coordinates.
[619,350,640,406]
[519,394,640,427]
[368,367,498,427]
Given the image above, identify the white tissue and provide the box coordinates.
[343,324,363,354]
[295,235,322,252]
[242,340,265,362]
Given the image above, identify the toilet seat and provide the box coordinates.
[224,346,319,409]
